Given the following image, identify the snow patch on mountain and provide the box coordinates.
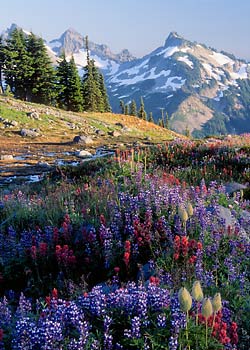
[177,55,193,68]
[156,46,179,58]
[210,52,234,66]
[230,64,248,79]
[156,76,186,91]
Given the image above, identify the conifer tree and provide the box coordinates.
[129,100,137,116]
[4,28,32,100]
[67,56,84,111]
[158,118,164,127]
[119,100,125,114]
[0,36,5,94]
[56,52,69,109]
[82,36,108,112]
[26,33,56,104]
[148,112,154,123]
[124,104,129,115]
[165,112,169,129]
[138,96,147,120]
[98,73,111,112]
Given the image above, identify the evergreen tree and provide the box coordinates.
[120,100,125,114]
[56,52,69,109]
[148,112,154,123]
[98,73,111,112]
[158,118,164,127]
[165,112,169,129]
[26,33,56,104]
[0,36,5,94]
[160,108,165,128]
[67,56,83,111]
[82,36,107,112]
[129,100,137,116]
[184,125,190,138]
[124,104,129,115]
[4,28,32,100]
[138,97,147,120]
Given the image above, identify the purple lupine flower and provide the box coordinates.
[0,297,12,328]
[131,316,141,338]
[15,293,32,318]
[168,294,186,350]
[157,313,167,328]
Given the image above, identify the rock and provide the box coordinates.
[0,154,14,160]
[67,123,76,129]
[217,205,235,228]
[115,122,125,128]
[224,182,247,194]
[37,161,51,168]
[96,129,106,136]
[122,126,131,132]
[76,150,93,158]
[20,128,40,138]
[9,120,18,127]
[27,111,40,120]
[109,130,121,137]
[73,135,93,145]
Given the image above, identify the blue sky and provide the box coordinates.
[1,0,250,60]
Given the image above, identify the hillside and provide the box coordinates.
[0,96,179,184]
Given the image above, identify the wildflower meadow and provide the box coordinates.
[0,135,249,349]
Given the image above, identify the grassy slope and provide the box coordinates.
[0,96,181,146]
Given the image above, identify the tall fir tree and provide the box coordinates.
[56,52,69,109]
[119,100,125,114]
[165,112,169,129]
[148,112,154,123]
[124,104,129,115]
[129,100,137,116]
[98,73,111,112]
[0,36,5,94]
[67,56,84,111]
[82,36,105,112]
[138,96,147,120]
[26,33,56,104]
[4,28,33,100]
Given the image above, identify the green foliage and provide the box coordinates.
[138,96,147,120]
[148,112,154,123]
[129,99,137,116]
[119,100,125,114]
[56,53,83,111]
[82,36,111,112]
[4,28,33,100]
[26,33,56,104]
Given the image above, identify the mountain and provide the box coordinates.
[1,25,250,137]
[1,24,136,74]
[48,28,136,74]
[106,31,250,137]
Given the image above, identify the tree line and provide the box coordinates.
[119,97,169,128]
[0,29,111,112]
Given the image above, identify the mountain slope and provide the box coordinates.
[106,32,250,137]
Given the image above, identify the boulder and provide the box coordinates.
[20,128,40,138]
[96,129,106,136]
[109,130,121,137]
[73,135,93,145]
[0,154,14,160]
[9,120,18,127]
[76,150,93,158]
[27,111,40,120]
[224,182,247,194]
